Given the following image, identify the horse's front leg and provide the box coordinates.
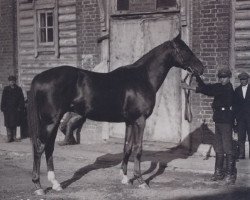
[45,124,62,192]
[133,116,148,188]
[121,123,133,184]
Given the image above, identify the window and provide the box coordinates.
[117,0,129,11]
[156,0,177,9]
[116,0,179,12]
[38,11,54,44]
[34,0,59,57]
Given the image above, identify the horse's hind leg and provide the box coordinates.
[121,123,133,184]
[32,138,45,195]
[45,123,63,191]
[133,116,148,188]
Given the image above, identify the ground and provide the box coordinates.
[1,138,250,200]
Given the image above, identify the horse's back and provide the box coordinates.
[32,66,79,85]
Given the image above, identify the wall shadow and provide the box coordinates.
[60,122,215,189]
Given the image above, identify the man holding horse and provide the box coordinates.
[182,68,237,185]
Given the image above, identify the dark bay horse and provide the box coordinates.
[28,34,204,195]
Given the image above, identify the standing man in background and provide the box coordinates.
[1,75,25,142]
[233,72,250,159]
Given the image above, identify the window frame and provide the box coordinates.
[37,10,55,46]
[113,0,180,15]
[34,0,59,58]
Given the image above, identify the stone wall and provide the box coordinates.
[76,0,101,70]
[0,0,17,92]
[75,0,103,142]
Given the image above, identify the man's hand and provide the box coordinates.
[181,82,196,91]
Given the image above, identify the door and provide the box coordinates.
[109,15,182,143]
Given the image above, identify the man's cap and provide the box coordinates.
[238,72,249,80]
[8,75,16,81]
[217,68,232,78]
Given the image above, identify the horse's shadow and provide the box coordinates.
[60,123,215,189]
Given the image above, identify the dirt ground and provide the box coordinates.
[1,139,250,200]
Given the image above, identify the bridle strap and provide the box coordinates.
[172,40,184,63]
[182,73,194,123]
[172,40,191,72]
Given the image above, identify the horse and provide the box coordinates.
[27,34,205,195]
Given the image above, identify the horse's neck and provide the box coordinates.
[134,42,173,92]
[144,53,173,92]
[147,63,172,92]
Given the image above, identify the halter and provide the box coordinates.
[172,41,194,122]
[172,41,197,75]
[182,73,194,123]
[172,40,187,71]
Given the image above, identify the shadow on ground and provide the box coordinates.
[175,187,250,200]
[61,123,215,189]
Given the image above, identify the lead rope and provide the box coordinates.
[182,73,194,123]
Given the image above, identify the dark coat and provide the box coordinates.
[195,77,234,124]
[233,84,250,121]
[1,85,25,128]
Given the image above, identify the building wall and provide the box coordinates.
[18,0,78,92]
[233,0,250,83]
[0,0,236,143]
[190,0,231,130]
[75,0,103,142]
[0,0,17,91]
[76,0,101,70]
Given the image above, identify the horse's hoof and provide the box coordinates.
[52,184,62,191]
[139,183,150,189]
[34,189,45,195]
[120,170,129,185]
[122,175,129,185]
[121,176,129,185]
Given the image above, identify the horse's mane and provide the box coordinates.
[79,40,173,75]
[133,41,172,67]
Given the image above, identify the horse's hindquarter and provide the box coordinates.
[32,66,79,120]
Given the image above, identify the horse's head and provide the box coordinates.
[171,34,205,75]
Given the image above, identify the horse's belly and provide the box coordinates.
[87,114,125,122]
[87,109,125,122]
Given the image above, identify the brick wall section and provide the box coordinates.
[0,0,17,92]
[191,0,231,130]
[76,0,101,70]
[75,0,103,140]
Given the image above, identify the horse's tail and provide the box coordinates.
[27,82,45,154]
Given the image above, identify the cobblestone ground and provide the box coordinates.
[1,144,250,200]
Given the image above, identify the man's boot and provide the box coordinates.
[238,142,245,159]
[58,133,76,146]
[224,154,237,185]
[68,134,77,145]
[210,154,224,181]
[6,128,13,143]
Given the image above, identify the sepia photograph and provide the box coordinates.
[0,0,250,199]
